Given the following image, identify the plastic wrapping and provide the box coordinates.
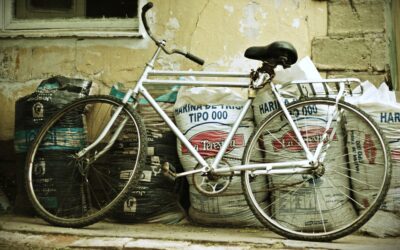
[346,82,400,237]
[14,76,92,153]
[110,85,186,224]
[29,151,86,216]
[13,76,92,214]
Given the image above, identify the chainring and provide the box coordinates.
[192,158,234,196]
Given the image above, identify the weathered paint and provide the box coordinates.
[0,0,328,140]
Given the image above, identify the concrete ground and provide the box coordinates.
[0,214,399,250]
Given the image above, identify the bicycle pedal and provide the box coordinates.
[162,162,177,181]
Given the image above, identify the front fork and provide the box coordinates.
[75,105,130,161]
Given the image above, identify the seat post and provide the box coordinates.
[257,62,276,80]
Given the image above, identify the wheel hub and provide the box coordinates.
[311,162,325,178]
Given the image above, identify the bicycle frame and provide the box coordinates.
[77,43,355,179]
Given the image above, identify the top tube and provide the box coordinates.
[145,70,251,88]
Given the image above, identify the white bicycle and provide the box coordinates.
[25,2,391,242]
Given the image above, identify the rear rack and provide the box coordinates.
[290,78,363,98]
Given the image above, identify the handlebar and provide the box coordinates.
[141,2,153,38]
[141,2,205,66]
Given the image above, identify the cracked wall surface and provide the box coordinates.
[0,0,328,141]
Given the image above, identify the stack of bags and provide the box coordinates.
[14,76,92,214]
[346,81,400,237]
[174,86,262,227]
[111,85,186,224]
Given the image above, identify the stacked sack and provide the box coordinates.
[345,82,400,237]
[253,85,357,231]
[174,86,264,227]
[14,76,92,153]
[252,57,357,231]
[110,84,186,224]
[14,76,92,214]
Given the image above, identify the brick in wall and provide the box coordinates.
[312,35,388,71]
[328,0,385,35]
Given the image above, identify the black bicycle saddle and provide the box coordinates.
[244,41,298,67]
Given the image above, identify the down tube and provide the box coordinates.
[139,86,209,169]
[211,99,253,169]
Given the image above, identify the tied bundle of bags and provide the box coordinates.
[14,76,93,153]
[252,57,357,231]
[14,76,93,214]
[110,84,186,224]
[174,86,263,227]
[345,82,400,237]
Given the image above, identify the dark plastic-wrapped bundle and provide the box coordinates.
[14,76,92,153]
[14,76,92,214]
[110,85,187,224]
[29,151,86,216]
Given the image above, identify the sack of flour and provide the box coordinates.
[254,57,356,230]
[174,86,264,227]
[345,81,400,236]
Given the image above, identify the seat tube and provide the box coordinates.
[211,99,253,169]
[271,83,314,161]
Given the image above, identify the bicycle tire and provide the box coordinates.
[25,95,147,227]
[241,97,391,241]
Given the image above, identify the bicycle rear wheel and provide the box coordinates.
[241,97,391,241]
[25,95,147,227]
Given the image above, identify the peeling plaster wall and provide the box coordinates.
[0,0,328,141]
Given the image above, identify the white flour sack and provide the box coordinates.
[253,56,324,125]
[174,86,264,227]
[263,105,356,231]
[345,82,400,228]
[252,84,298,125]
[252,57,358,231]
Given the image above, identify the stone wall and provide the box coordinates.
[312,0,389,85]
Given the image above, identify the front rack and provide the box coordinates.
[146,70,250,88]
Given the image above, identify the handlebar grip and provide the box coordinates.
[185,52,205,65]
[142,2,153,12]
[141,2,153,34]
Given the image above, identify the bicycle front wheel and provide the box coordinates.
[25,95,147,227]
[241,97,391,241]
